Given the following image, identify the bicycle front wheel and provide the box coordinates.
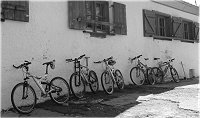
[50,77,70,104]
[130,67,145,85]
[11,82,36,114]
[88,70,99,93]
[115,69,124,90]
[70,72,86,98]
[170,67,180,83]
[101,71,114,95]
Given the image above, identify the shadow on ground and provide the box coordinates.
[3,78,199,117]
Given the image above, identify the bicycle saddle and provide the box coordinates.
[108,59,116,66]
[43,60,55,69]
[154,58,160,60]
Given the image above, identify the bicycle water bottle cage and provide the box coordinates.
[108,59,116,66]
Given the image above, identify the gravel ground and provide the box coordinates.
[1,78,199,117]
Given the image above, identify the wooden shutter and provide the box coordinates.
[113,2,127,35]
[188,22,194,40]
[1,1,29,22]
[194,22,199,42]
[172,17,183,38]
[165,17,172,37]
[68,1,86,30]
[143,9,156,37]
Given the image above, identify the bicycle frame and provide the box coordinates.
[103,61,116,83]
[158,62,173,77]
[73,56,93,86]
[23,69,50,95]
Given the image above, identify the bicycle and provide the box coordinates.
[94,56,124,95]
[66,54,99,99]
[11,60,70,114]
[129,55,156,85]
[152,58,180,83]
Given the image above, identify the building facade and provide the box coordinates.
[1,0,199,110]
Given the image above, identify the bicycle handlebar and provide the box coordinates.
[94,56,113,64]
[66,54,86,63]
[130,55,142,61]
[13,60,31,69]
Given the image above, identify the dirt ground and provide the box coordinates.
[1,78,199,117]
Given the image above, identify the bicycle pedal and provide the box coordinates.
[41,93,48,98]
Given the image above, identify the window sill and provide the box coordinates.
[153,35,173,41]
[152,36,198,43]
[83,30,107,38]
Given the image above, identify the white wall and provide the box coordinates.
[1,1,199,109]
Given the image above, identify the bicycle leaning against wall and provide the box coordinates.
[11,60,70,114]
[66,54,99,99]
[94,56,124,95]
[152,58,180,83]
[129,55,156,85]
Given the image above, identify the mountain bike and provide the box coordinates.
[152,58,180,83]
[11,60,70,114]
[66,54,99,99]
[129,55,156,85]
[94,56,124,95]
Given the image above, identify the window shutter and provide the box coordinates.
[172,17,183,38]
[194,22,199,42]
[143,9,156,37]
[188,22,194,40]
[1,1,29,22]
[165,17,172,37]
[1,1,15,20]
[113,2,127,35]
[68,1,86,30]
[15,1,29,22]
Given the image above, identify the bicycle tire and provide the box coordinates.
[101,71,114,95]
[11,82,36,114]
[170,67,180,83]
[88,70,99,93]
[151,67,163,84]
[49,77,70,104]
[115,69,124,90]
[130,67,145,85]
[70,72,86,98]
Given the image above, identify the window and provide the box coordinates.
[183,22,189,39]
[158,16,166,36]
[143,9,199,43]
[143,9,171,38]
[1,1,29,22]
[68,1,127,37]
[85,1,109,33]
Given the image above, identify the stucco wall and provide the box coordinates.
[1,1,199,109]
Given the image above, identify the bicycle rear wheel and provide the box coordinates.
[70,72,86,98]
[130,67,145,85]
[101,71,114,95]
[147,68,155,85]
[170,67,180,83]
[50,77,70,104]
[11,82,36,114]
[151,67,163,84]
[88,70,99,93]
[115,69,124,90]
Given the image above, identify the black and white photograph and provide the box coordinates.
[1,0,199,117]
